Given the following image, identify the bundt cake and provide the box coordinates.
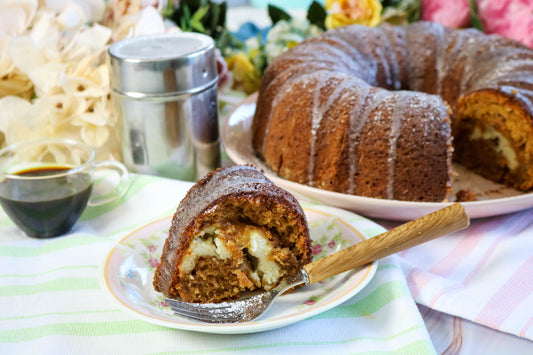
[153,165,312,303]
[252,21,533,201]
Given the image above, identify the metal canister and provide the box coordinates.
[108,32,220,181]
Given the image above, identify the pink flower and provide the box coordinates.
[304,299,316,306]
[312,244,323,255]
[148,258,160,268]
[421,0,471,28]
[148,245,156,253]
[328,240,336,248]
[477,0,533,48]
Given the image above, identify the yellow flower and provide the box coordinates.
[226,52,262,95]
[325,0,382,29]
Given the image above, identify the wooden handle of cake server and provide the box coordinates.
[303,203,470,284]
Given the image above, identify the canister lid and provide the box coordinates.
[108,32,218,97]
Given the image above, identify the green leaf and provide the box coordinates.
[307,1,327,30]
[268,4,292,25]
[380,0,405,7]
[180,5,192,32]
[162,0,175,18]
[380,0,421,24]
[213,2,227,29]
[164,0,243,54]
[191,6,210,23]
[216,30,233,54]
[468,0,484,31]
[191,21,206,33]
[204,1,226,38]
[190,5,209,33]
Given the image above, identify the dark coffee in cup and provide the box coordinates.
[0,166,93,238]
[0,139,129,238]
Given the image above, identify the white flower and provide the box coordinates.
[0,0,38,37]
[0,0,119,160]
[0,0,173,162]
[265,19,323,64]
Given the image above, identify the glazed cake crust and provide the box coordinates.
[153,165,312,303]
[252,21,533,200]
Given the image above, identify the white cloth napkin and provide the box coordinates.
[395,209,533,341]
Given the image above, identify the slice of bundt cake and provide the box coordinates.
[153,165,312,303]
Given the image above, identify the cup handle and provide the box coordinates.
[88,160,130,206]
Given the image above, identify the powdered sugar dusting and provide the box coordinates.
[346,88,373,194]
[380,25,404,90]
[308,73,349,185]
[475,59,533,88]
[458,36,480,93]
[387,93,409,199]
[308,77,323,186]
[499,85,533,112]
[433,24,447,95]
[349,89,389,193]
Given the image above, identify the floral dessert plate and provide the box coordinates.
[222,94,533,221]
[100,204,380,334]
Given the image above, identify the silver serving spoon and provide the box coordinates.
[166,203,470,323]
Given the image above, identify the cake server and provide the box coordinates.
[166,202,469,323]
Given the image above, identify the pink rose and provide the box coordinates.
[477,0,533,48]
[148,245,156,253]
[312,244,323,255]
[148,258,160,268]
[421,0,471,28]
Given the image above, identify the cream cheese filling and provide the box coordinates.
[179,226,282,287]
[180,229,231,274]
[470,125,518,170]
[247,230,282,286]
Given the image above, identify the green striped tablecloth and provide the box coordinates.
[0,173,435,354]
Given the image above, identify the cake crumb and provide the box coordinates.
[455,189,477,202]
